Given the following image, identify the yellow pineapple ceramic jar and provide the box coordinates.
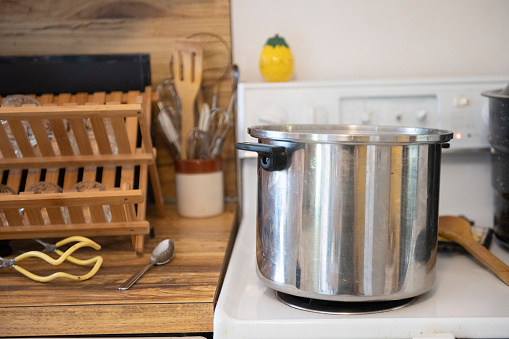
[259,34,294,82]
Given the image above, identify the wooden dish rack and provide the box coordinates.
[0,87,164,255]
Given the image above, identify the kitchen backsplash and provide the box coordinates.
[231,0,509,82]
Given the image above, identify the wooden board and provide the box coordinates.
[0,203,238,336]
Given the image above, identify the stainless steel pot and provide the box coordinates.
[483,84,509,247]
[237,125,453,301]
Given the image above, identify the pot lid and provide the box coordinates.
[482,82,509,99]
[248,124,453,144]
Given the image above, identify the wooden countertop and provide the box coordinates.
[0,202,238,337]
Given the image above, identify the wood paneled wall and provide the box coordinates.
[0,0,236,200]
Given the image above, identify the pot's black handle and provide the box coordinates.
[236,142,287,172]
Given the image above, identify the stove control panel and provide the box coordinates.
[236,77,508,157]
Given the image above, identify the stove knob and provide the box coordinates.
[454,95,471,107]
[416,109,428,122]
[361,113,371,124]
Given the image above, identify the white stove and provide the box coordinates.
[214,77,509,338]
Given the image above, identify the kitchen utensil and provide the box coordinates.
[157,108,181,157]
[157,78,182,132]
[0,236,103,282]
[173,39,203,160]
[236,124,452,301]
[187,32,231,88]
[170,33,231,109]
[34,236,100,266]
[198,102,211,132]
[186,127,209,159]
[227,64,239,116]
[482,83,509,247]
[119,238,175,291]
[207,108,231,157]
[439,215,509,285]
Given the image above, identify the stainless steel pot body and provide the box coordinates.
[483,86,509,246]
[237,125,452,302]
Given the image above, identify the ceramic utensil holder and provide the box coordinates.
[175,157,224,218]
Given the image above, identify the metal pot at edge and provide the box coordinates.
[237,125,452,302]
[483,84,509,247]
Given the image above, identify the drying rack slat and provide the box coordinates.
[69,117,94,155]
[28,119,55,156]
[0,190,145,208]
[0,104,142,119]
[90,116,113,155]
[0,153,155,169]
[110,116,132,154]
[25,208,45,226]
[124,91,144,250]
[47,206,66,225]
[5,172,21,194]
[68,206,86,224]
[0,124,16,158]
[49,118,74,156]
[103,93,126,224]
[88,93,123,223]
[4,208,23,226]
[0,221,150,239]
[29,104,61,188]
[9,120,34,157]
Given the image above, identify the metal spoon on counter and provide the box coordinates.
[119,239,175,291]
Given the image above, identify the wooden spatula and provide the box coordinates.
[173,39,203,159]
[439,215,509,285]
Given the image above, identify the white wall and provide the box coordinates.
[231,0,509,82]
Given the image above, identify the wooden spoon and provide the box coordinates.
[173,39,203,159]
[439,215,509,285]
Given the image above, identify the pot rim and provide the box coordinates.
[248,124,453,144]
[482,88,509,100]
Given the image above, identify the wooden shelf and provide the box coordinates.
[0,202,238,336]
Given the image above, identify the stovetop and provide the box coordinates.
[214,202,509,338]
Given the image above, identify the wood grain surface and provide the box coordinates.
[0,202,238,336]
[0,0,237,200]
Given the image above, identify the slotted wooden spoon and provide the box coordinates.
[439,215,509,285]
[173,39,203,159]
